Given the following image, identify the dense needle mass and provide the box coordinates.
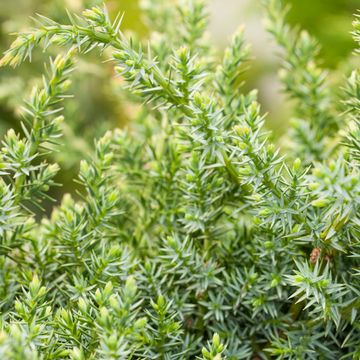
[0,0,359,359]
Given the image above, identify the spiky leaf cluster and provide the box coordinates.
[0,0,360,359]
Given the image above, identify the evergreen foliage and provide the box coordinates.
[0,0,360,358]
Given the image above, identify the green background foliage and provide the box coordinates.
[287,0,357,68]
[0,0,357,140]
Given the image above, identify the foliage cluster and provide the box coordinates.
[0,0,360,359]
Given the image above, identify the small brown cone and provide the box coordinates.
[310,247,321,263]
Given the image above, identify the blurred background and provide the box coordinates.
[0,0,358,200]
